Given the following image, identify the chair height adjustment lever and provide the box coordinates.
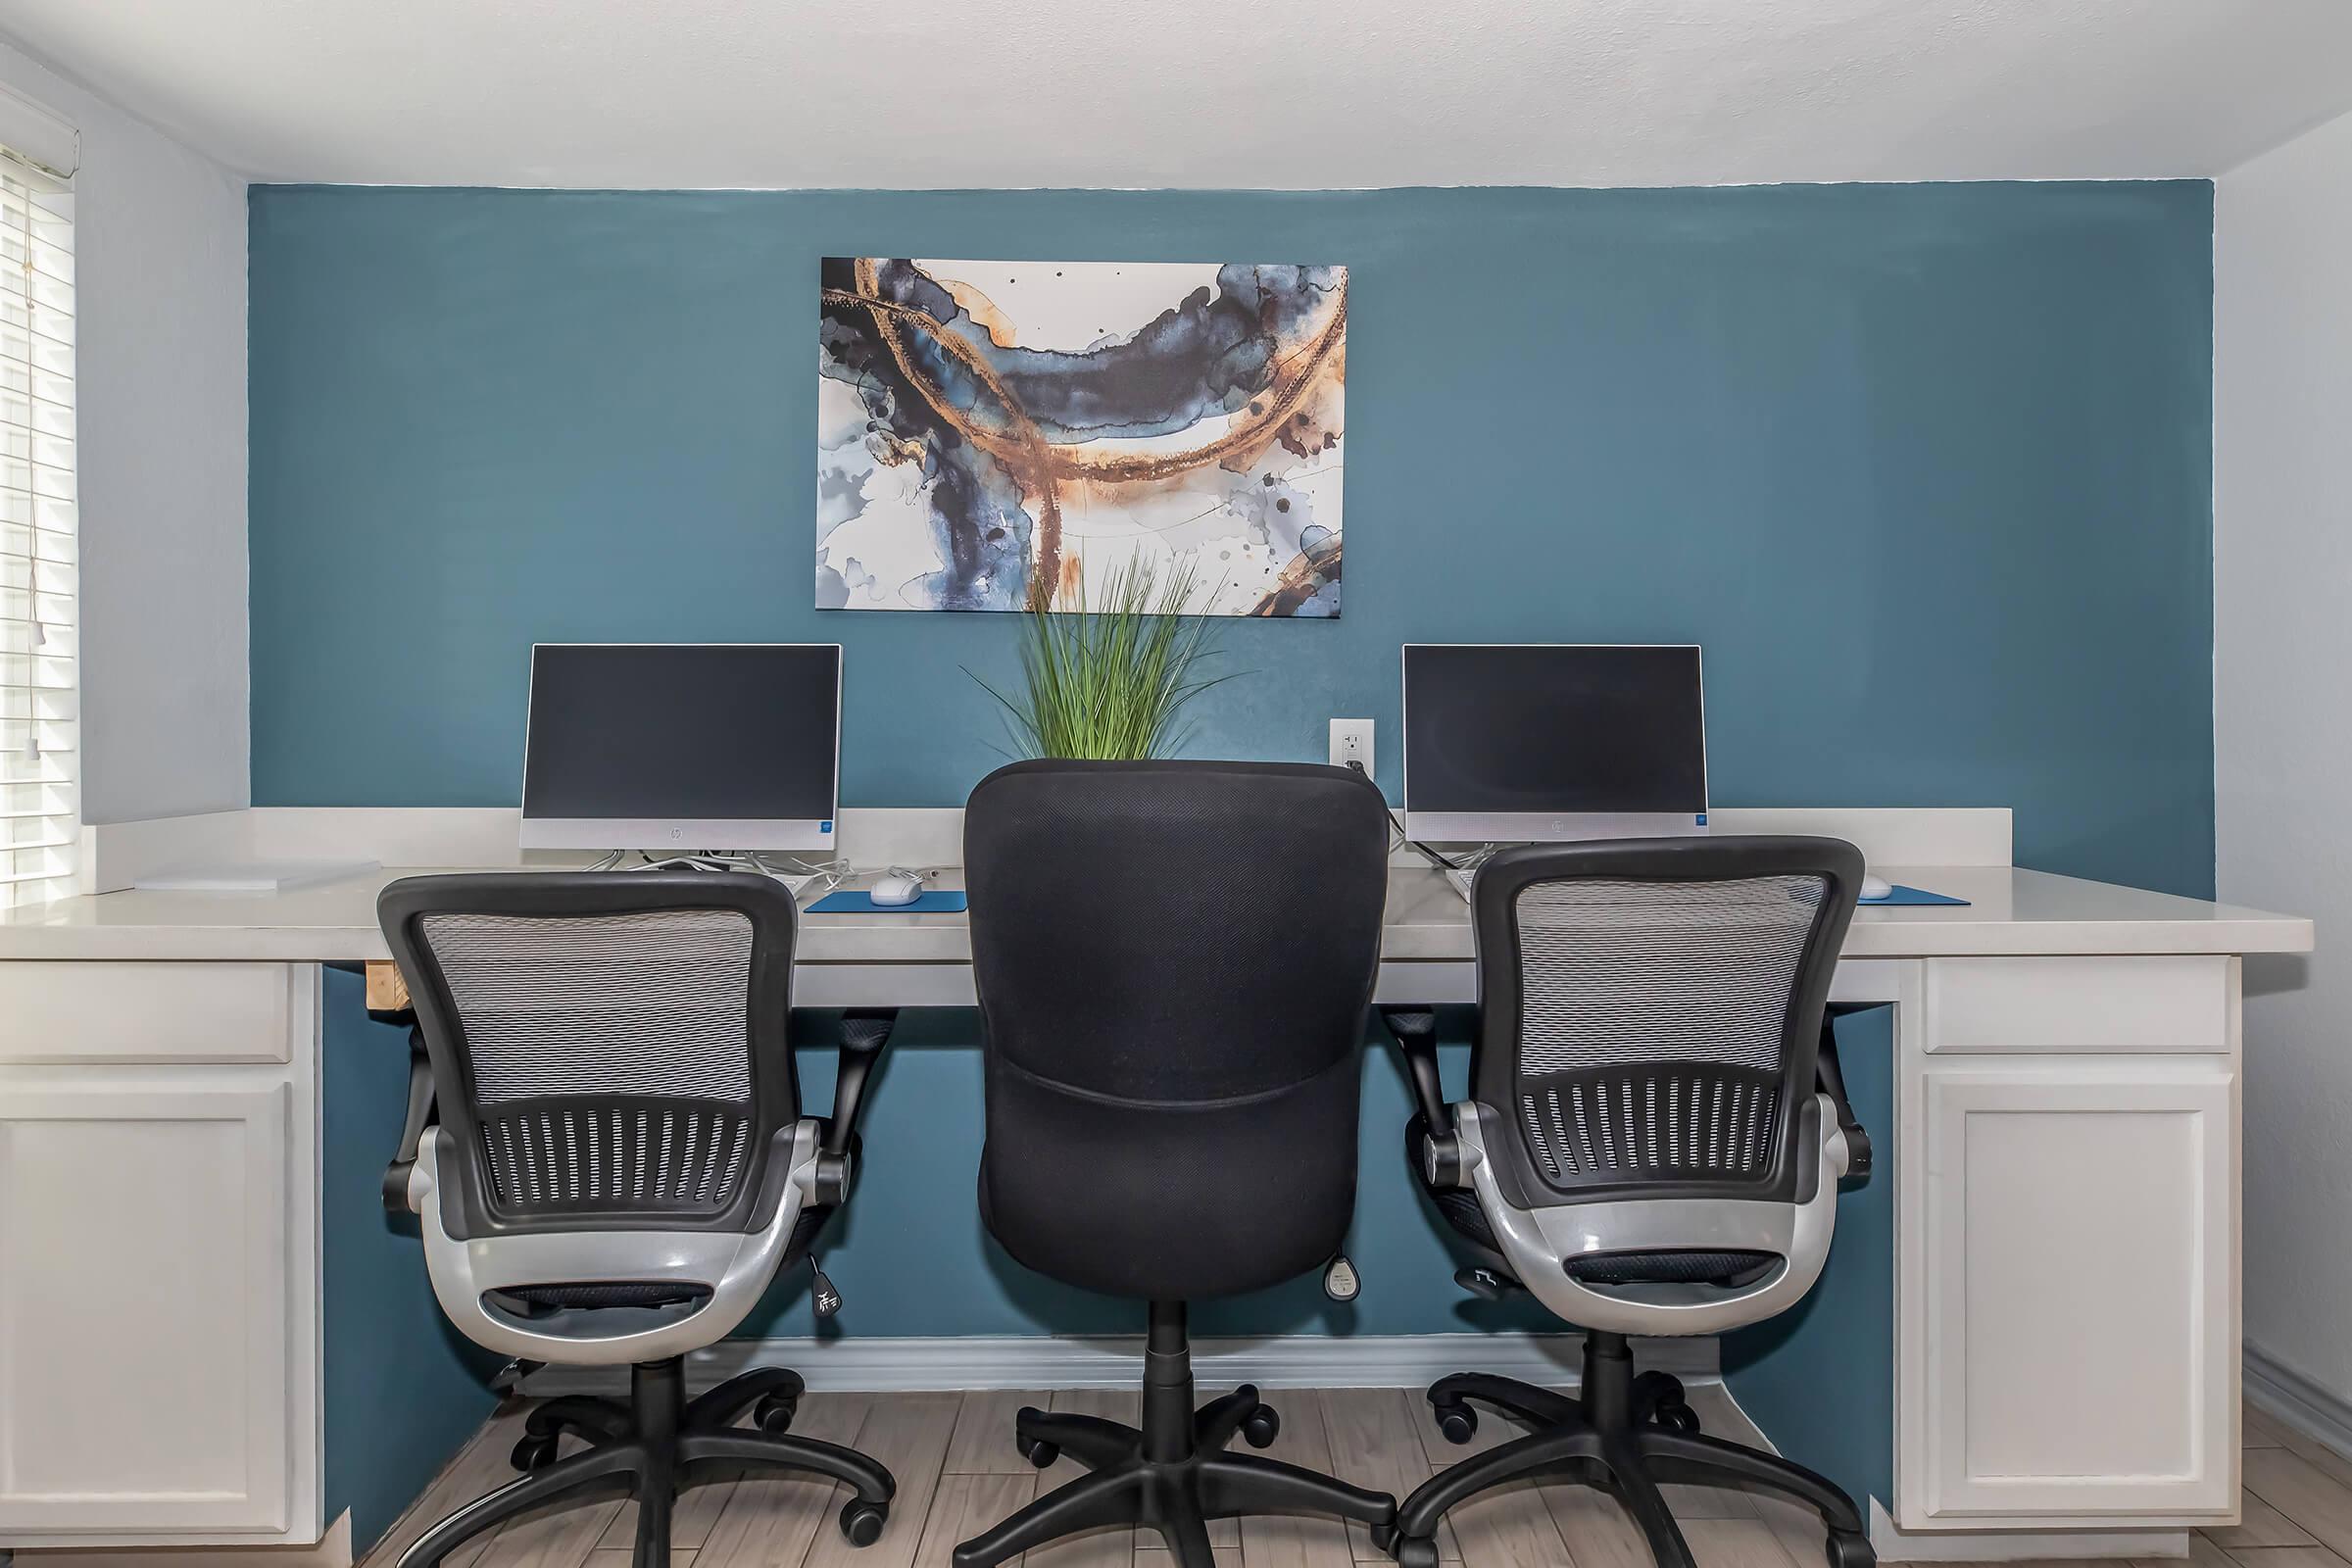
[1453,1265,1517,1299]
[809,1262,843,1319]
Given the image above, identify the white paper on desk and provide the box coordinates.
[135,858,380,894]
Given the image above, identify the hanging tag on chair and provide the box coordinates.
[1323,1254,1360,1302]
[811,1266,843,1319]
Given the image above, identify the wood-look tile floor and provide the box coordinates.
[362,1390,2324,1568]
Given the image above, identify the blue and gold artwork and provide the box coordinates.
[817,258,1347,615]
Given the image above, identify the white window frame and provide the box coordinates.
[1,139,76,910]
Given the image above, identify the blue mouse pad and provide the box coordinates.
[1861,884,1970,906]
[808,889,968,913]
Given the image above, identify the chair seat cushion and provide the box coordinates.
[1429,1184,1504,1255]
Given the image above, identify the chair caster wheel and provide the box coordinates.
[1018,1435,1060,1469]
[1242,1405,1281,1448]
[1654,1398,1701,1435]
[1391,1533,1442,1568]
[1826,1530,1876,1568]
[839,1498,888,1546]
[754,1392,798,1434]
[510,1433,560,1472]
[1432,1399,1478,1445]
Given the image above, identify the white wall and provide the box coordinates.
[2217,105,2352,1400]
[0,35,247,823]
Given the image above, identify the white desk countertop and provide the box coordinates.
[0,862,2315,964]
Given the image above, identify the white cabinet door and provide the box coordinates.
[1909,1060,2235,1520]
[0,1081,294,1535]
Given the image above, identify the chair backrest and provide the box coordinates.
[1470,836,1862,1209]
[378,870,802,1240]
[964,760,1391,1300]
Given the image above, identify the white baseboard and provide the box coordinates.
[1866,1502,2186,1561]
[1713,1372,2187,1561]
[2246,1341,2352,1463]
[522,1332,1717,1396]
[15,1512,350,1567]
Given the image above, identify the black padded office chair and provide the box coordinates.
[952,760,1400,1568]
[1380,837,1874,1568]
[375,872,899,1568]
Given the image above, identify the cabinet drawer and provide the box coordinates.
[1925,956,2230,1054]
[0,962,294,1064]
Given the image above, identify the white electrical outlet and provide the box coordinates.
[1330,718,1374,781]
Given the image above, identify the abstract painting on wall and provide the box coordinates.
[817,259,1346,616]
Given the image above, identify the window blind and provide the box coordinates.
[0,148,74,909]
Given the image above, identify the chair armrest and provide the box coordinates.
[382,1022,436,1215]
[812,1009,897,1204]
[1382,1009,1452,1138]
[1816,1008,1872,1180]
[823,1010,896,1155]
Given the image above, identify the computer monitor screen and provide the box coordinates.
[1401,644,1707,842]
[519,644,841,852]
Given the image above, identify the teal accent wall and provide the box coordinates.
[247,180,2218,899]
[1723,1006,1899,1514]
[320,965,500,1550]
[260,183,2206,1471]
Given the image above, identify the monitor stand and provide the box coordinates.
[630,853,736,873]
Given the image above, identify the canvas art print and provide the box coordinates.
[817,258,1346,615]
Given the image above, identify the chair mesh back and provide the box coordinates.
[1514,877,1823,1078]
[420,906,760,1218]
[379,871,800,1236]
[421,910,755,1103]
[1472,839,1859,1204]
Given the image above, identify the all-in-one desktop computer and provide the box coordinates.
[519,643,843,855]
[1401,642,1709,844]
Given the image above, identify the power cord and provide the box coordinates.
[612,850,851,899]
[1344,759,1465,874]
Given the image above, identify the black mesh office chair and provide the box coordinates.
[375,872,899,1568]
[951,760,1401,1568]
[1380,837,1875,1568]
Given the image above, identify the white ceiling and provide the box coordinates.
[6,0,2352,189]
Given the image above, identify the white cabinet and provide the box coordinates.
[0,964,319,1547]
[1899,956,2241,1528]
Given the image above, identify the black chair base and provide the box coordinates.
[1381,1333,1875,1568]
[953,1303,1397,1568]
[396,1360,897,1568]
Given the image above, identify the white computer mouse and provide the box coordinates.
[868,871,923,907]
[1860,873,1894,902]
